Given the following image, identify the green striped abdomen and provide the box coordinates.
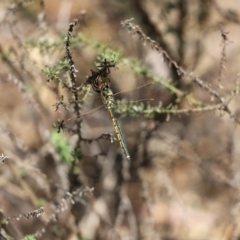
[101,85,131,162]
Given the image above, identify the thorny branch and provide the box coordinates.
[217,24,232,89]
[34,187,94,239]
[121,18,186,76]
[0,154,9,164]
[64,19,83,184]
[121,19,239,123]
[4,207,45,222]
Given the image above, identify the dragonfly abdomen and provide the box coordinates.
[87,70,131,162]
[100,84,131,162]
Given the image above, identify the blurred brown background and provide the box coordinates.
[0,0,240,240]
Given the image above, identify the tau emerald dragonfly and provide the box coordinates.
[85,63,132,162]
[71,62,154,162]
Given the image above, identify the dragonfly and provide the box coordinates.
[63,63,154,162]
[85,66,132,162]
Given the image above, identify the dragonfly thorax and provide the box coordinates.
[100,84,115,110]
[86,69,131,162]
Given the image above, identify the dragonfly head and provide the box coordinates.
[90,74,111,93]
[87,60,114,93]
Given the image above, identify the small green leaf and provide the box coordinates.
[50,129,72,164]
[22,235,36,240]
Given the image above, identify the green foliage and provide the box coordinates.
[22,235,36,240]
[124,58,202,106]
[96,48,122,66]
[37,198,46,207]
[1,217,8,225]
[72,148,83,160]
[26,37,63,53]
[38,18,206,134]
[69,32,90,47]
[19,169,27,178]
[0,48,10,59]
[42,65,60,82]
[50,129,72,165]
[80,237,91,240]
[114,100,176,118]
[42,59,69,82]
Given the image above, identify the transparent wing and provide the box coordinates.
[79,81,154,129]
[60,81,155,143]
[54,80,159,159]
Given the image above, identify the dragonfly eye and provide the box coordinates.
[98,82,109,92]
[94,76,110,91]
